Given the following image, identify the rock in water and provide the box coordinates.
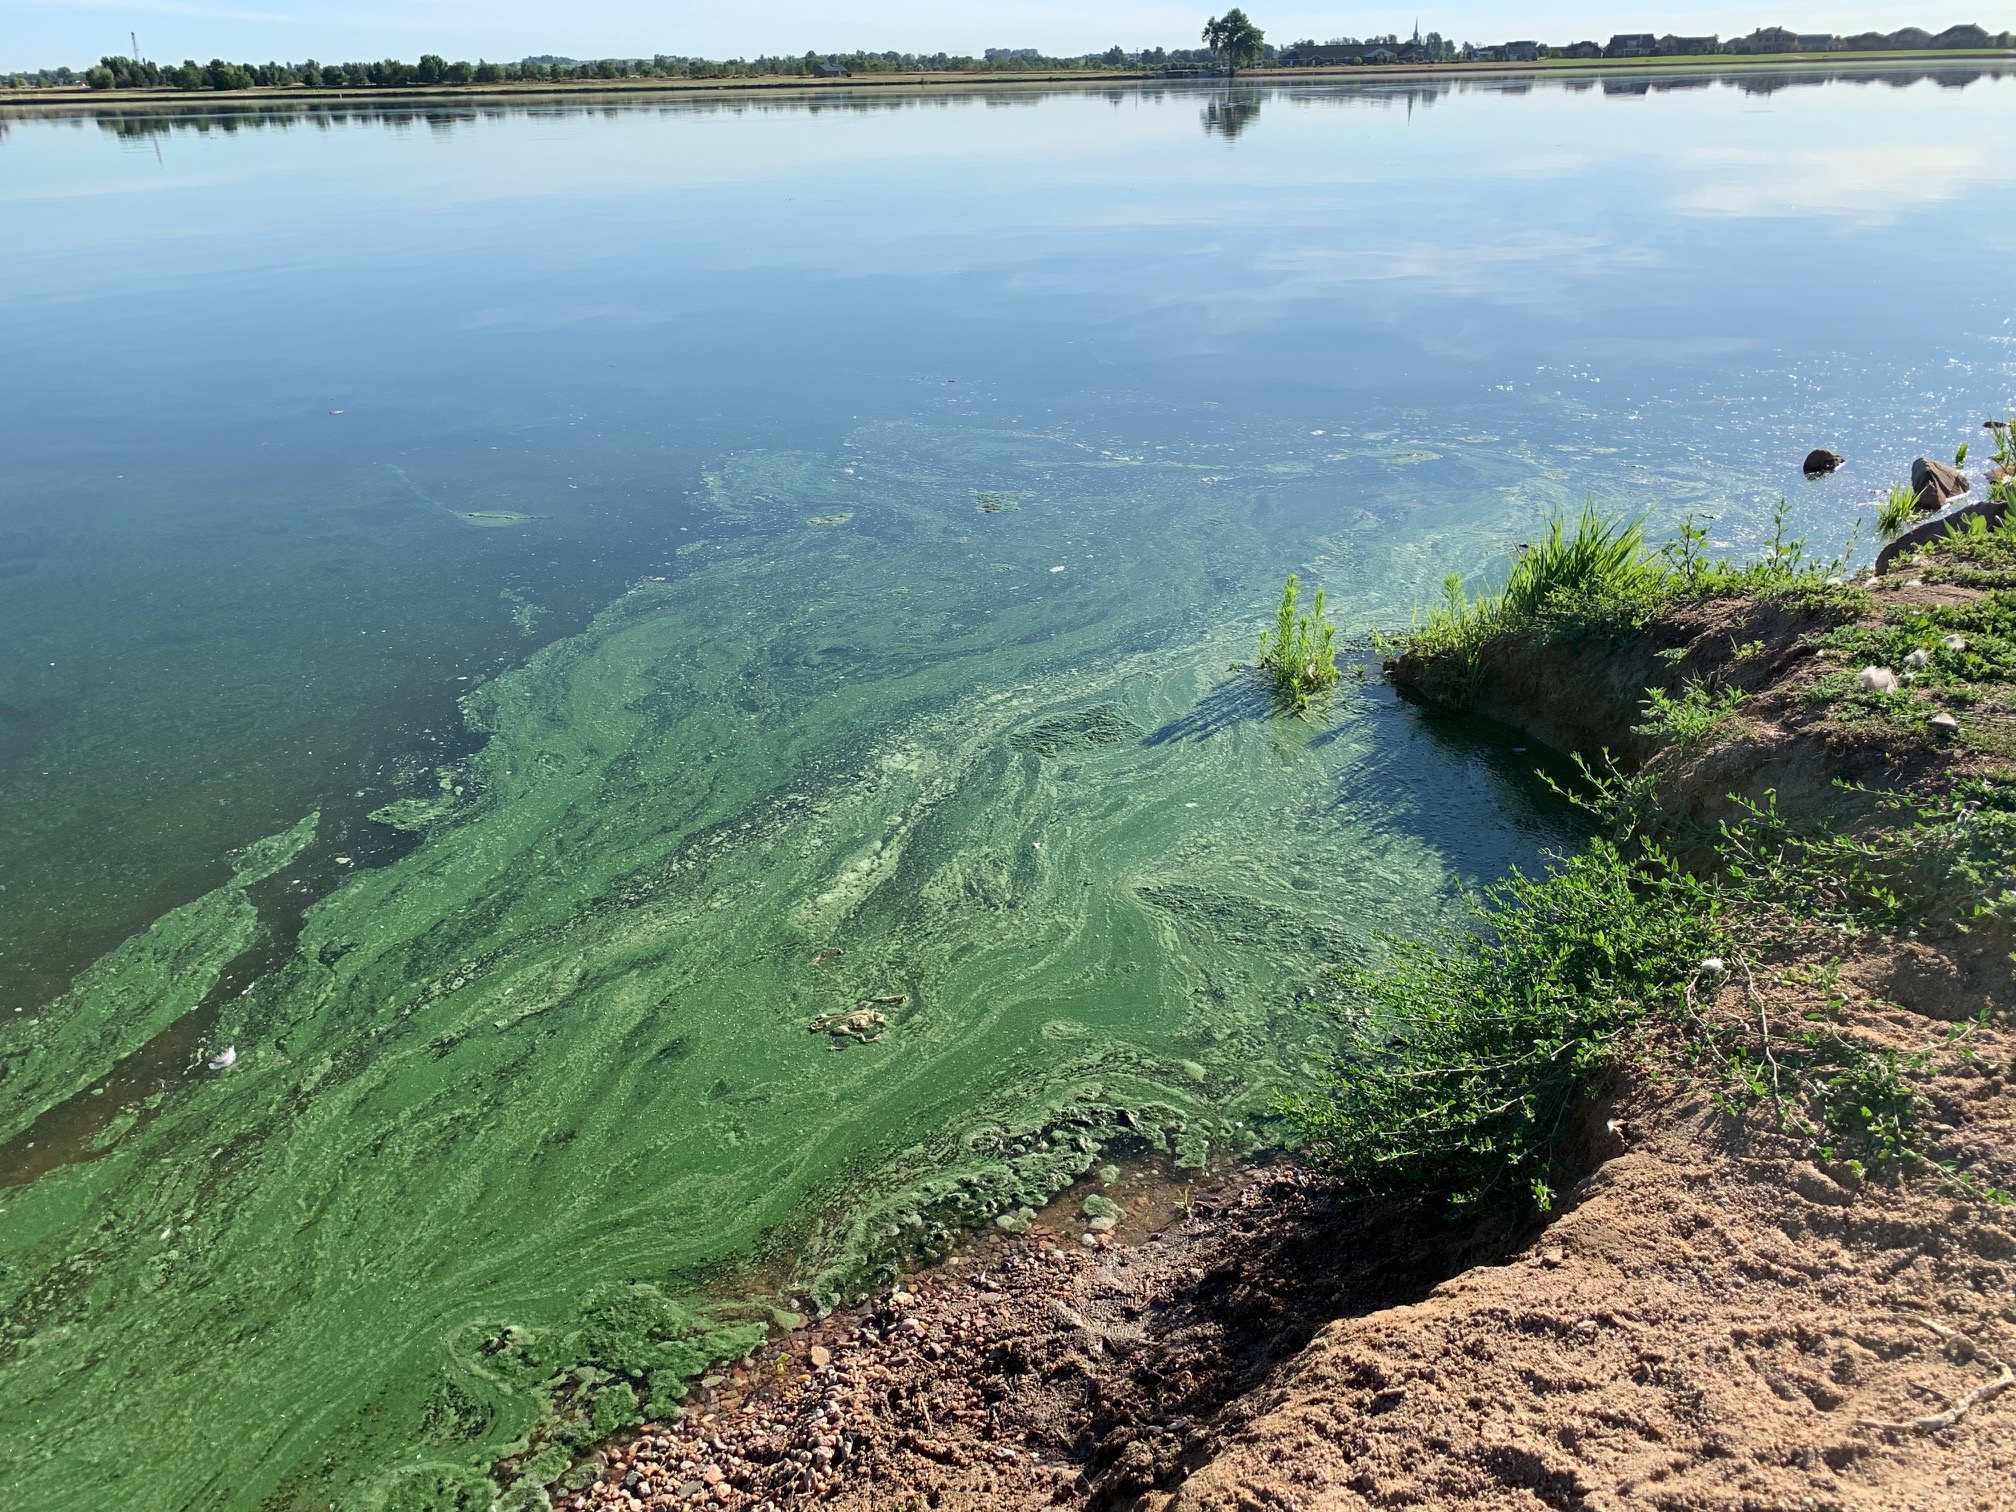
[1802,448,1844,477]
[1911,456,1970,511]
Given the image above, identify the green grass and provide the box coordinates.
[1407,503,1857,702]
[1878,482,1918,542]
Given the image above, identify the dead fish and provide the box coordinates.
[207,1046,237,1071]
[809,948,843,967]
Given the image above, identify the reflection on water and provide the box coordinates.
[4,62,2005,142]
[1,65,2014,1511]
[1201,89,1264,139]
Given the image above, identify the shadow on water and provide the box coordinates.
[1142,672,1276,744]
[1359,680,1596,858]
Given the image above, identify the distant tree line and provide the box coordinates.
[4,46,1238,93]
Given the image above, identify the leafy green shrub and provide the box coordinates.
[1279,837,1717,1212]
[1282,769,2016,1216]
[1258,573,1339,709]
[1633,679,1748,752]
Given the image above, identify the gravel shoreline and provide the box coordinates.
[560,1161,1501,1511]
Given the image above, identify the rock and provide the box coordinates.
[1874,497,2010,574]
[1912,455,1970,510]
[1088,1214,1118,1233]
[1856,667,1900,693]
[808,1345,831,1369]
[1802,448,1844,477]
[1930,712,1960,734]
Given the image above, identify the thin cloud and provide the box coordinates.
[1680,145,1992,221]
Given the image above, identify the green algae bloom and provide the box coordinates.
[0,423,1575,1511]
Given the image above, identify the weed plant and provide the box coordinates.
[1258,573,1339,710]
[1878,482,1918,542]
[1281,765,2013,1214]
[1633,679,1748,753]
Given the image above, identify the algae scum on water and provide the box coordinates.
[0,423,1572,1511]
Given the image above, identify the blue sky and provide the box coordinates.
[1,2,1992,69]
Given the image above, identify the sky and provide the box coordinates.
[0,1,1997,70]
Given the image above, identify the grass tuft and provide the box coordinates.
[1258,573,1340,710]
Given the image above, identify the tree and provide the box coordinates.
[1202,9,1265,73]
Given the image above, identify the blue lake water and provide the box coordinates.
[0,65,2012,1511]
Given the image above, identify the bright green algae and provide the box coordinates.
[0,424,1573,1511]
[0,813,316,1143]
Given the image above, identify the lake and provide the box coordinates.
[1,65,2012,1511]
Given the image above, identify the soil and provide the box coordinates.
[569,1019,2016,1512]
[563,565,2016,1512]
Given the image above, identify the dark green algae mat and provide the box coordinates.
[0,423,1574,1511]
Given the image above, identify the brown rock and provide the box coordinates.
[1801,448,1844,477]
[808,1344,831,1369]
[1912,455,1969,510]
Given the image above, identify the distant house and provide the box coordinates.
[1795,34,1837,52]
[1931,24,1994,49]
[1605,34,1657,57]
[1656,35,1720,55]
[1725,26,1800,54]
[1278,43,1395,66]
[811,62,849,77]
[1502,41,1540,62]
[1556,40,1603,59]
[1885,28,1935,49]
[1841,31,1890,50]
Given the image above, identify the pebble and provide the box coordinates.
[808,1345,830,1368]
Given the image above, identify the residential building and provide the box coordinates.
[1931,24,1994,48]
[1656,35,1720,55]
[1728,27,1800,54]
[1557,41,1603,58]
[1605,34,1657,57]
[1278,43,1396,65]
[1796,34,1837,52]
[1502,41,1540,62]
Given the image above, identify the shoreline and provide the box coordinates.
[2,50,2009,116]
[539,455,2016,1511]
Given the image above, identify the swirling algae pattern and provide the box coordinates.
[0,424,1559,1510]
